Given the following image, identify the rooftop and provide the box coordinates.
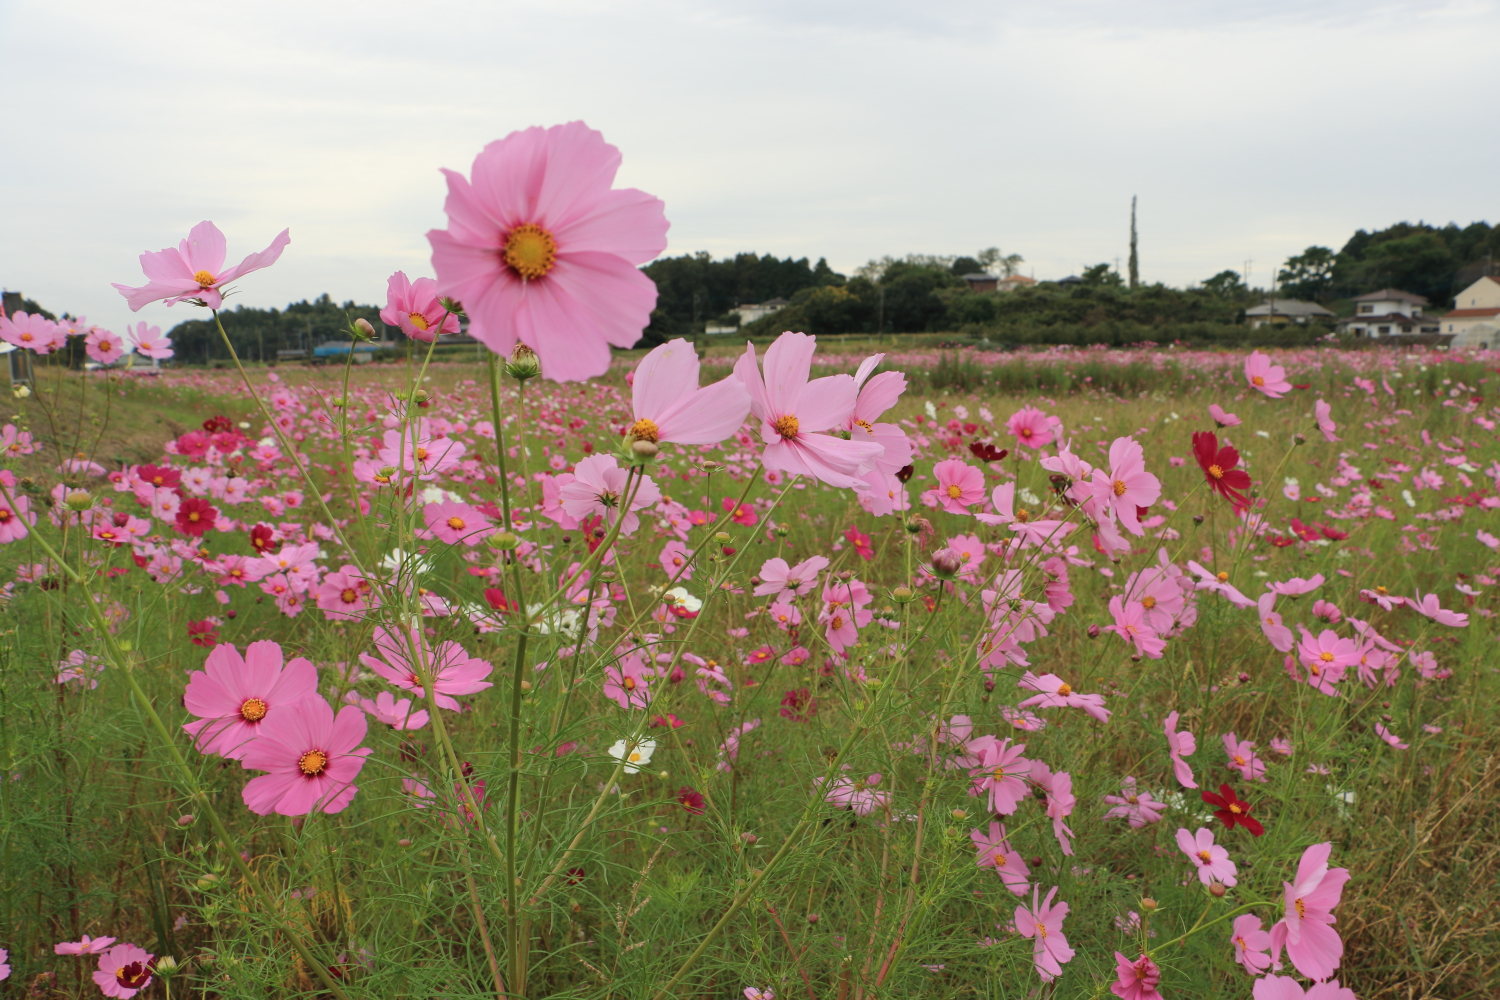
[1244,299,1335,317]
[1352,288,1429,305]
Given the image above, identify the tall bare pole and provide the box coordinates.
[1128,195,1140,290]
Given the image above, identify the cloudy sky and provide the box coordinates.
[2,0,1496,333]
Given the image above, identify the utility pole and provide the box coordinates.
[1128,195,1139,290]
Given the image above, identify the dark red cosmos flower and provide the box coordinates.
[175,498,218,537]
[482,587,513,613]
[1202,783,1264,836]
[137,463,181,489]
[1192,431,1251,508]
[894,464,915,483]
[186,619,219,648]
[969,441,1009,463]
[248,523,275,553]
[202,414,234,433]
[676,787,706,815]
[779,688,817,722]
[650,713,685,729]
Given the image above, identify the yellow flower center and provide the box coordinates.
[1375,585,1388,595]
[1015,508,1030,522]
[341,588,358,604]
[1252,375,1265,386]
[298,748,328,776]
[946,484,964,499]
[1228,803,1242,814]
[854,419,873,432]
[1056,683,1072,696]
[773,414,800,440]
[447,516,466,531]
[1142,596,1156,609]
[1113,479,1128,497]
[623,676,637,690]
[1233,754,1246,766]
[240,697,268,722]
[630,417,660,443]
[1216,572,1229,583]
[830,614,845,630]
[1319,651,1334,663]
[1294,898,1306,919]
[414,447,430,462]
[628,750,644,763]
[193,269,217,288]
[1037,923,1048,939]
[409,312,430,331]
[503,223,558,281]
[1198,849,1213,864]
[1208,464,1224,479]
[991,766,1007,781]
[98,339,113,352]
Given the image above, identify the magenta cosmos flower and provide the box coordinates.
[1110,952,1161,1000]
[0,493,36,544]
[113,220,290,311]
[93,943,153,998]
[1007,406,1062,450]
[360,626,494,711]
[734,332,882,488]
[1223,732,1267,782]
[1175,826,1238,886]
[754,554,828,602]
[1269,842,1350,982]
[380,270,461,342]
[927,458,986,514]
[627,338,751,446]
[1015,885,1075,982]
[427,121,668,382]
[423,500,495,546]
[558,454,662,536]
[183,640,318,760]
[240,696,371,816]
[1244,350,1292,398]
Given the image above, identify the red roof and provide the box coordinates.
[1444,308,1500,319]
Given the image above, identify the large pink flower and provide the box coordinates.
[1090,436,1160,536]
[1015,885,1075,982]
[754,555,829,601]
[1253,976,1356,1000]
[1176,826,1238,885]
[360,626,494,711]
[0,310,63,354]
[734,332,882,488]
[1110,951,1161,1000]
[1007,406,1062,450]
[113,220,290,311]
[1269,842,1350,982]
[182,640,318,760]
[427,122,668,382]
[93,943,154,998]
[926,458,986,515]
[628,338,750,446]
[240,696,371,816]
[423,500,495,546]
[558,454,661,535]
[1231,914,1274,975]
[0,492,36,544]
[380,270,461,342]
[1245,350,1292,398]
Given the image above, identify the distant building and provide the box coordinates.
[1244,299,1336,329]
[961,273,999,292]
[737,298,788,325]
[1339,289,1439,339]
[1442,275,1500,350]
[996,275,1036,293]
[1055,275,1083,287]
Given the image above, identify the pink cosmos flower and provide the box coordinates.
[1029,761,1077,855]
[1104,777,1165,827]
[1106,597,1167,659]
[360,626,494,711]
[314,565,376,621]
[240,696,371,816]
[1297,628,1358,693]
[927,458,986,515]
[93,943,154,998]
[716,718,761,772]
[1176,826,1238,886]
[1164,711,1197,789]
[1245,350,1292,398]
[1258,593,1295,653]
[969,738,1032,815]
[659,539,693,580]
[1209,403,1241,427]
[734,332,882,488]
[1312,599,1342,623]
[1374,722,1408,749]
[1253,976,1357,1000]
[1110,952,1161,1000]
[126,322,173,359]
[1314,399,1339,442]
[816,770,890,815]
[1007,406,1062,450]
[970,820,1031,895]
[1406,591,1468,628]
[1270,573,1324,596]
[182,640,318,760]
[1231,914,1274,975]
[603,654,653,709]
[423,500,494,546]
[754,555,829,601]
[558,454,662,536]
[427,122,668,381]
[380,270,461,342]
[377,420,468,479]
[1017,672,1110,722]
[1186,561,1257,608]
[55,934,117,955]
[820,579,874,654]
[0,493,36,543]
[357,690,430,730]
[1015,886,1075,982]
[845,354,913,477]
[1091,437,1160,536]
[85,328,125,364]
[1222,732,1267,783]
[114,220,290,311]
[628,338,751,446]
[1269,842,1350,982]
[0,310,62,353]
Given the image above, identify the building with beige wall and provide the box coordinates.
[1443,276,1500,349]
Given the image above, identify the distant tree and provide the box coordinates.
[0,292,54,320]
[1277,247,1335,301]
[1080,263,1124,288]
[1200,270,1248,298]
[976,247,1025,278]
[950,256,985,275]
[640,251,837,345]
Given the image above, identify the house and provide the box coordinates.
[1244,299,1335,329]
[961,272,999,292]
[1338,289,1439,339]
[1442,275,1500,350]
[736,298,788,325]
[996,275,1036,293]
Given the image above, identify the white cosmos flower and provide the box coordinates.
[608,738,657,774]
[664,587,702,613]
[525,603,582,635]
[420,486,463,505]
[381,547,433,577]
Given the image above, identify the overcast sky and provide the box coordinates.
[2,0,1496,333]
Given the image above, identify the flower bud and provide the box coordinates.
[1208,882,1227,898]
[177,814,195,827]
[1087,624,1101,639]
[13,384,30,399]
[398,838,412,847]
[806,912,819,924]
[488,532,520,551]
[410,388,432,404]
[740,832,758,845]
[700,461,725,474]
[950,808,967,820]
[1140,897,1158,912]
[714,531,731,544]
[1293,434,1306,446]
[330,396,346,408]
[504,343,542,381]
[519,680,532,693]
[154,956,180,977]
[774,523,791,537]
[352,318,376,341]
[891,586,914,602]
[631,439,659,460]
[1192,514,1205,525]
[195,873,220,891]
[439,296,465,315]
[65,490,93,511]
[930,549,962,580]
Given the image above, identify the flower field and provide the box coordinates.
[1,123,1497,1000]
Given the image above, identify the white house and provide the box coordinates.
[1338,288,1440,339]
[1244,299,1335,329]
[1442,276,1500,350]
[736,298,789,325]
